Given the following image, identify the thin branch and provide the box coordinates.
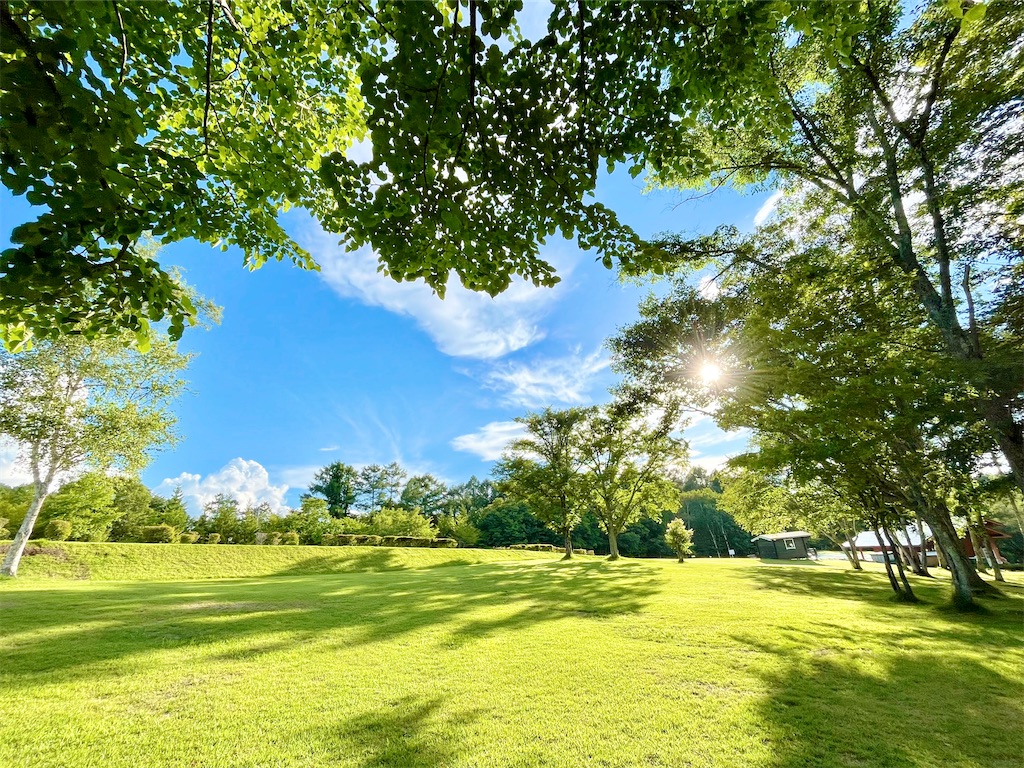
[110,0,128,86]
[203,0,214,154]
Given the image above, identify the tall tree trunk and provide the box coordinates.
[873,524,904,597]
[1,482,49,577]
[983,535,1005,583]
[845,529,863,570]
[607,527,620,560]
[926,511,998,608]
[984,397,1024,495]
[562,530,573,560]
[883,521,918,602]
[916,514,930,577]
[968,526,989,573]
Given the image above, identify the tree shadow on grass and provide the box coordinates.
[746,560,1016,610]
[310,695,483,768]
[0,560,663,690]
[733,623,1024,768]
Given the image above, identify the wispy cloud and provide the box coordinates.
[451,421,527,462]
[155,458,290,516]
[753,190,784,227]
[318,445,340,452]
[299,219,575,360]
[485,349,611,407]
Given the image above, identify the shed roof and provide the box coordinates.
[751,531,811,542]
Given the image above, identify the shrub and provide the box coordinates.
[321,533,336,546]
[430,538,458,548]
[44,519,72,541]
[665,519,695,562]
[367,506,437,538]
[334,534,356,546]
[281,531,300,545]
[179,532,200,544]
[141,524,175,543]
[362,535,382,546]
[265,532,282,545]
[206,533,221,544]
[381,536,399,546]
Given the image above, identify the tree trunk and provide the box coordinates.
[873,524,903,597]
[968,526,989,573]
[916,514,930,577]
[1,483,49,577]
[562,530,573,560]
[926,511,998,609]
[845,529,863,570]
[983,396,1024,495]
[883,521,918,602]
[607,528,619,561]
[983,535,1005,583]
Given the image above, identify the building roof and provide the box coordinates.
[752,531,812,542]
[842,525,933,549]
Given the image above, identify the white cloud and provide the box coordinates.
[451,421,527,462]
[155,458,290,516]
[318,445,340,452]
[300,221,574,359]
[485,349,610,407]
[753,190,784,227]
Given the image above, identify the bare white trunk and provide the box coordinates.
[1,483,49,577]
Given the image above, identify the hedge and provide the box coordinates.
[141,524,175,544]
[320,534,454,549]
[282,531,299,545]
[206,533,221,544]
[509,543,557,552]
[44,519,72,541]
[179,532,200,544]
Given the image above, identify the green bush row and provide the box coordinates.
[322,534,457,548]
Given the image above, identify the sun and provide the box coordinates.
[699,361,722,384]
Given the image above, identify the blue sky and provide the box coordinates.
[2,169,776,514]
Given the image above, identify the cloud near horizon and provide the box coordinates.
[155,458,290,516]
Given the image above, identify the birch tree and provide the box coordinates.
[0,334,188,576]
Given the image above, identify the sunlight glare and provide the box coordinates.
[699,361,722,384]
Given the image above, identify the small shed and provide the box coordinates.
[752,531,812,560]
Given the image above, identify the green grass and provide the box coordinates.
[4,541,564,580]
[1,550,1021,768]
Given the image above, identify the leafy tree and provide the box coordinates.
[576,404,685,559]
[108,475,161,542]
[437,514,480,547]
[0,331,189,576]
[0,484,34,534]
[678,487,754,560]
[469,498,557,549]
[39,472,117,541]
[356,462,406,514]
[496,408,590,558]
[0,0,363,348]
[665,520,695,562]
[149,487,189,533]
[399,474,449,521]
[367,506,436,538]
[305,462,360,518]
[201,494,240,544]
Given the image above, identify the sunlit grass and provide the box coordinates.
[1,552,1021,767]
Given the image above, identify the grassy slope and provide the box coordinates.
[5,541,562,580]
[1,556,1021,768]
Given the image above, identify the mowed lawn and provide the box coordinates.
[1,551,1022,768]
